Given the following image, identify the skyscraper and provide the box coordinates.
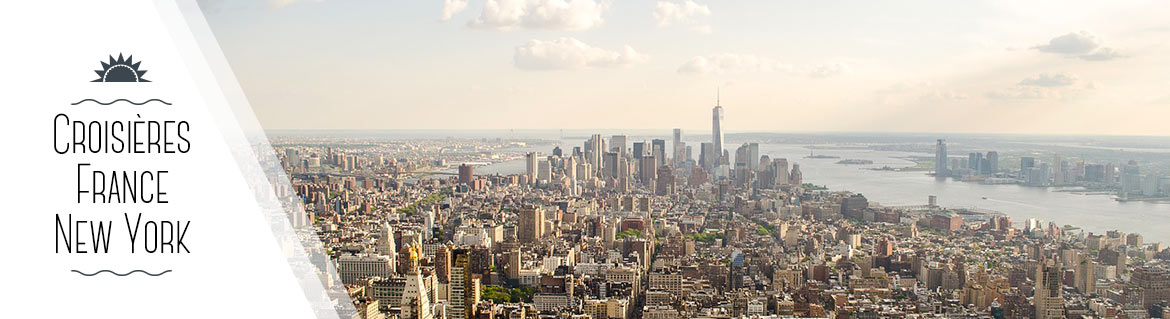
[376,222,399,273]
[652,139,666,168]
[747,143,759,171]
[699,142,714,170]
[1021,156,1036,173]
[672,128,684,165]
[587,134,603,175]
[968,152,983,173]
[986,151,999,174]
[1035,258,1065,319]
[772,158,790,186]
[1075,255,1095,294]
[458,163,474,185]
[518,205,545,243]
[450,251,480,319]
[525,152,538,184]
[935,139,948,178]
[603,152,619,179]
[610,135,627,157]
[712,96,725,158]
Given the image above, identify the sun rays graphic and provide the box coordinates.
[92,53,150,82]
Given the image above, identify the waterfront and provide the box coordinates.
[476,140,1170,244]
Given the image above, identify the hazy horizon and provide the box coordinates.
[203,1,1170,135]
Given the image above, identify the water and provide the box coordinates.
[478,141,1170,244]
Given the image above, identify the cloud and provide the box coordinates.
[653,0,711,27]
[984,87,1061,100]
[805,63,850,78]
[468,0,611,31]
[513,37,648,70]
[1032,31,1126,61]
[678,54,782,75]
[442,0,470,21]
[987,72,1096,100]
[918,90,970,102]
[1078,47,1125,61]
[677,53,848,78]
[1019,72,1078,87]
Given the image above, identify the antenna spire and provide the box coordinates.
[717,87,721,106]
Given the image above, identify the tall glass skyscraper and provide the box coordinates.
[712,102,724,157]
[935,139,948,177]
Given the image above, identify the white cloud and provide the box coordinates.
[1019,73,1078,87]
[513,37,648,70]
[1032,31,1126,61]
[441,0,470,21]
[1078,47,1125,61]
[985,87,1061,100]
[678,54,782,75]
[918,90,970,102]
[653,0,711,27]
[804,63,849,78]
[677,53,848,78]
[468,0,611,31]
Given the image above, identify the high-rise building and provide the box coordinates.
[376,222,398,258]
[587,134,603,175]
[935,139,948,178]
[400,269,433,319]
[1122,161,1142,194]
[603,152,619,179]
[672,129,684,165]
[655,166,675,196]
[772,158,790,186]
[458,163,474,185]
[1021,157,1036,173]
[790,164,803,186]
[652,139,666,168]
[435,245,451,283]
[503,242,521,280]
[986,151,999,174]
[1104,162,1117,185]
[518,205,545,244]
[1075,255,1095,294]
[632,141,646,159]
[968,152,983,173]
[1034,258,1065,319]
[712,98,725,158]
[734,143,751,170]
[610,135,627,158]
[747,143,759,171]
[1132,266,1170,308]
[450,251,480,319]
[537,158,551,183]
[525,152,539,183]
[640,156,657,184]
[700,142,715,170]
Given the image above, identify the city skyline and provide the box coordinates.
[202,1,1170,135]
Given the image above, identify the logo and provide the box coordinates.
[92,53,150,82]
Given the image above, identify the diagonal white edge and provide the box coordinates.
[155,0,357,317]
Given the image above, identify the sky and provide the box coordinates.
[198,0,1170,135]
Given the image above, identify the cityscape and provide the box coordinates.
[272,102,1170,319]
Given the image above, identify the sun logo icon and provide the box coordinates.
[92,54,150,82]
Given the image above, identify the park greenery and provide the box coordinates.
[481,285,538,304]
[616,229,642,239]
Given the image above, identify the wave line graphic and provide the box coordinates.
[71,269,173,276]
[71,99,172,106]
